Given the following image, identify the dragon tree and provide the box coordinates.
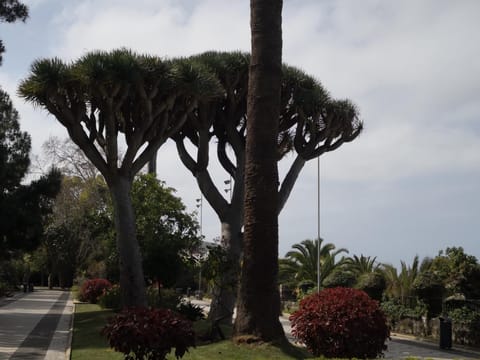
[19,49,221,306]
[169,51,363,324]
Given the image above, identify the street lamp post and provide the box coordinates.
[196,196,203,237]
[317,156,321,293]
[224,177,232,201]
[196,196,203,298]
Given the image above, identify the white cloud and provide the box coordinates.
[52,0,249,60]
[2,0,479,262]
[317,120,480,182]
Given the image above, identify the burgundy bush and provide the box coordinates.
[290,287,390,359]
[102,307,195,360]
[79,278,112,304]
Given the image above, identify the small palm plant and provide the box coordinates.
[279,238,348,292]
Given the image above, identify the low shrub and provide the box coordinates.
[381,299,427,325]
[290,287,390,359]
[449,306,480,324]
[0,281,12,297]
[355,272,386,301]
[98,285,185,313]
[323,270,356,289]
[79,278,112,304]
[102,307,195,360]
[449,307,480,345]
[147,286,181,310]
[98,284,122,310]
[176,300,205,321]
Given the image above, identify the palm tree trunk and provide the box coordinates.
[109,175,147,307]
[234,0,285,342]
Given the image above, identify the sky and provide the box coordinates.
[1,0,479,267]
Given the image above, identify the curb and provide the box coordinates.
[66,296,75,360]
[391,332,480,358]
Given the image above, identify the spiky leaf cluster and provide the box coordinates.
[19,49,222,180]
[173,51,363,180]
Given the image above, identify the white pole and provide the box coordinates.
[317,156,321,292]
[196,196,203,297]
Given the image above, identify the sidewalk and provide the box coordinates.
[0,288,73,360]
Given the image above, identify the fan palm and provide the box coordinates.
[280,238,348,289]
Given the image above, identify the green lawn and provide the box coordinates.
[70,303,316,359]
[71,303,123,360]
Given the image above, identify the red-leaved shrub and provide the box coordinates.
[102,307,195,360]
[79,278,112,304]
[290,287,390,359]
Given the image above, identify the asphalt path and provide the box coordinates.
[190,298,480,360]
[0,288,73,360]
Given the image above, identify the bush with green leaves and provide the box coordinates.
[381,299,428,324]
[323,270,356,288]
[449,306,480,346]
[0,281,12,297]
[99,285,183,312]
[381,300,409,323]
[146,286,181,310]
[98,284,122,310]
[176,300,205,321]
[355,272,386,301]
[449,306,480,328]
[102,307,195,360]
[290,287,390,359]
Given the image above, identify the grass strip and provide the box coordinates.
[70,303,323,359]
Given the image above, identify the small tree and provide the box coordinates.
[130,174,200,288]
[0,88,61,257]
[172,51,362,323]
[430,247,480,299]
[19,49,221,306]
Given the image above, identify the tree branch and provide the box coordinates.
[197,170,229,220]
[278,155,305,213]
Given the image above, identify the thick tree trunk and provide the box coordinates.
[208,219,242,325]
[234,0,285,342]
[109,176,147,307]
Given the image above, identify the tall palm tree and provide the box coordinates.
[234,0,285,342]
[279,238,349,289]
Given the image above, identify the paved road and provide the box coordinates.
[1,292,479,360]
[191,298,480,359]
[385,334,480,360]
[0,288,73,360]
